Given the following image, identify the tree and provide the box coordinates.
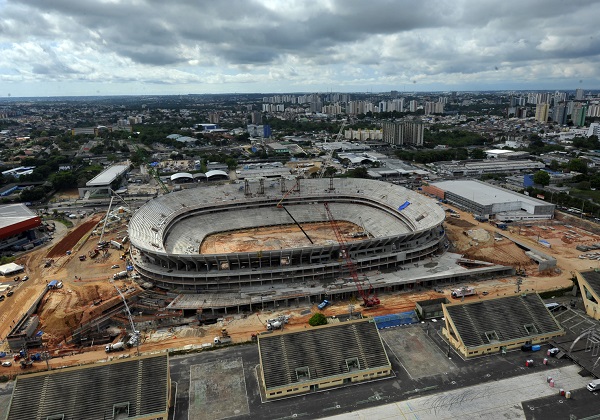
[49,171,78,190]
[308,313,327,327]
[532,170,550,186]
[470,148,486,159]
[567,158,588,174]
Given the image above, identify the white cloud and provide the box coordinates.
[0,0,599,96]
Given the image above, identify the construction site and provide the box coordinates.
[0,178,596,379]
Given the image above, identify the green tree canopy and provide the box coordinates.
[308,313,327,326]
[532,170,550,186]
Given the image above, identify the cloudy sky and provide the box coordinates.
[1,0,599,97]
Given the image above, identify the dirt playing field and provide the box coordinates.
[200,221,363,253]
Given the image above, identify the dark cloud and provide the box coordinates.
[1,0,599,94]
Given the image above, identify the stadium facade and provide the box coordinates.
[129,178,447,294]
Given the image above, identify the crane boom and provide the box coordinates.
[323,202,380,307]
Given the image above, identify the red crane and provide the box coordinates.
[323,202,380,307]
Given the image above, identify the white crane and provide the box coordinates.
[110,281,140,355]
[321,119,347,178]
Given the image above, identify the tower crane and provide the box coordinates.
[110,281,140,355]
[148,162,169,194]
[320,119,347,178]
[323,202,380,307]
[276,178,313,244]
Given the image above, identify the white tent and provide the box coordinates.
[0,263,24,276]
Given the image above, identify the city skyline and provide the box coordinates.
[1,0,599,97]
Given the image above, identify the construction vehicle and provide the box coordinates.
[318,299,331,310]
[20,360,34,369]
[89,249,99,258]
[451,287,476,299]
[113,270,128,280]
[214,328,232,344]
[110,282,140,351]
[323,202,380,308]
[105,342,125,353]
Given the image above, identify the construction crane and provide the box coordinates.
[148,162,169,194]
[110,281,140,355]
[323,202,380,307]
[98,196,115,245]
[320,119,347,178]
[276,178,314,244]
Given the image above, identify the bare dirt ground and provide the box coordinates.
[47,214,104,258]
[200,221,362,253]
[3,201,600,376]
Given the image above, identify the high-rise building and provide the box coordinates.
[552,105,567,125]
[575,88,585,100]
[572,105,588,127]
[382,121,424,146]
[535,103,549,123]
[409,100,418,112]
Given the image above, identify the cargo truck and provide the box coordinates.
[451,287,476,298]
[113,271,128,280]
[105,342,125,352]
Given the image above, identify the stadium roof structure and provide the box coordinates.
[258,319,390,393]
[577,269,600,297]
[170,172,193,182]
[205,169,229,179]
[443,293,563,350]
[0,203,41,240]
[6,354,170,420]
[433,179,548,207]
[86,164,129,187]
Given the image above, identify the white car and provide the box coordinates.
[111,264,120,269]
[1,361,12,367]
[22,276,29,281]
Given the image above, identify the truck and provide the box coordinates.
[214,336,232,345]
[451,287,477,299]
[113,271,128,280]
[587,379,600,392]
[110,240,123,250]
[105,342,125,353]
[318,299,331,310]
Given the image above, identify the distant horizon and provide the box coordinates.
[1,1,599,98]
[0,88,599,101]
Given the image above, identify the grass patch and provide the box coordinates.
[54,217,74,228]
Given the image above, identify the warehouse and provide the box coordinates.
[6,354,170,420]
[258,319,391,399]
[423,179,555,221]
[0,203,42,252]
[442,293,564,358]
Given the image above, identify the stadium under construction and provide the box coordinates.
[128,178,514,313]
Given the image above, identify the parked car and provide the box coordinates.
[0,295,4,301]
[6,291,14,297]
[13,276,19,282]
[111,264,120,269]
[22,276,29,281]
[1,361,12,367]
[547,347,560,357]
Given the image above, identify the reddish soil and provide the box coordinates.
[47,215,103,258]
